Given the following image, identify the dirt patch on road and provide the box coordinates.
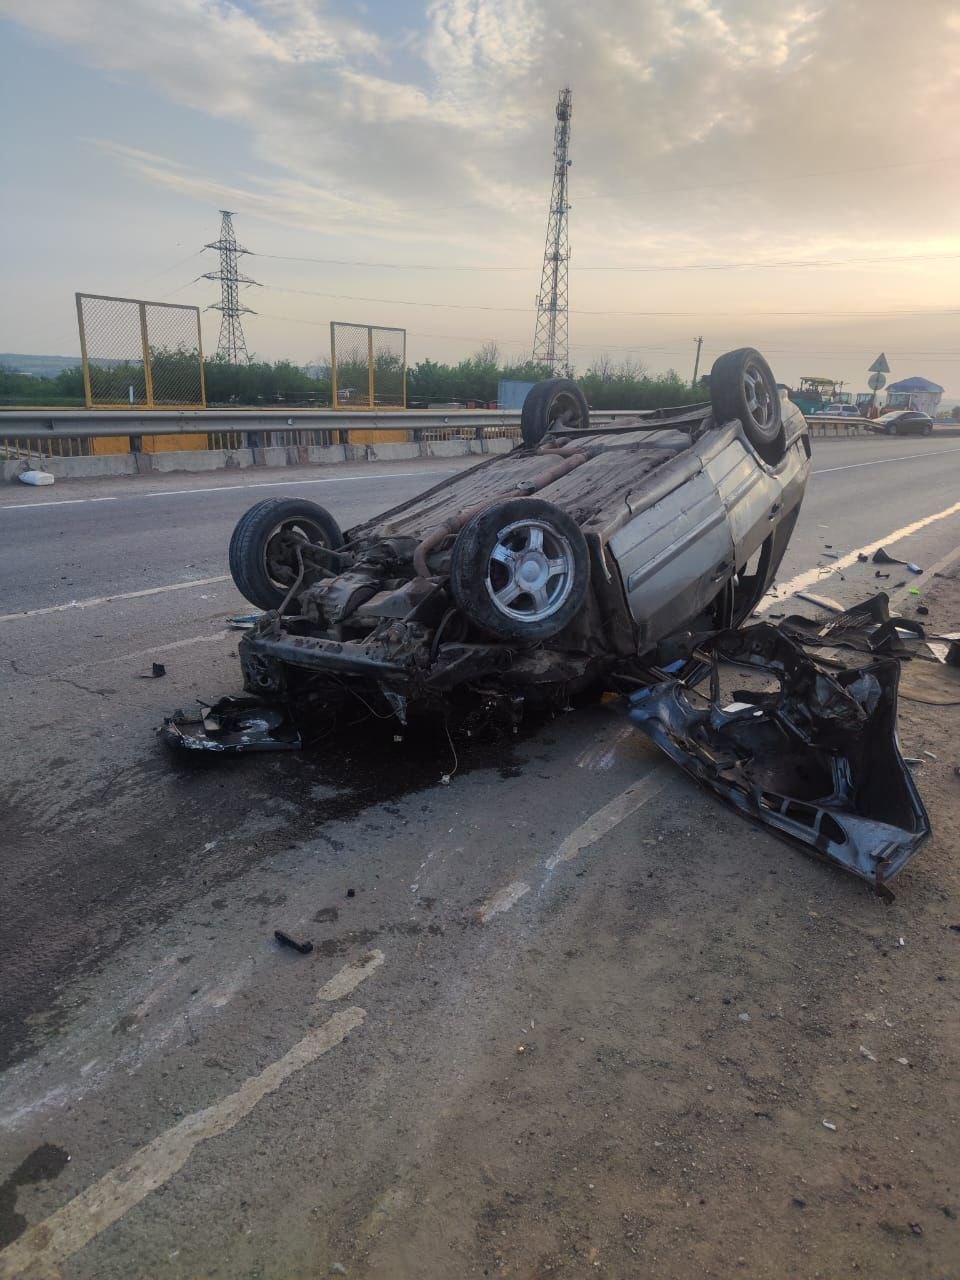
[328,581,960,1280]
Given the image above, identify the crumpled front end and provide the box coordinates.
[628,620,931,890]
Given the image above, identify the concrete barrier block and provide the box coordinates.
[305,445,347,465]
[421,440,471,458]
[368,443,420,461]
[150,449,256,473]
[28,454,140,480]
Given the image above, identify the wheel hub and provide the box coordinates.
[518,552,549,588]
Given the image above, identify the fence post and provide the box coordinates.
[367,327,375,410]
[75,294,94,410]
[138,303,155,409]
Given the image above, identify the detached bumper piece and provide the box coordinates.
[161,696,301,754]
[629,620,930,891]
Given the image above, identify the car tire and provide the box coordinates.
[922,423,932,436]
[709,347,786,464]
[449,497,590,642]
[229,497,344,612]
[520,378,590,449]
[886,422,898,436]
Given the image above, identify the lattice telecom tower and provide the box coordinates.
[203,210,258,362]
[532,87,572,370]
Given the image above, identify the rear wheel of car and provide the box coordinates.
[709,347,786,464]
[228,497,344,611]
[449,497,590,642]
[922,422,932,436]
[520,378,590,449]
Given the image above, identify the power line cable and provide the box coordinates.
[261,282,960,319]
[252,248,960,274]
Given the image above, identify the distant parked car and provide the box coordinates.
[814,403,862,417]
[872,410,934,437]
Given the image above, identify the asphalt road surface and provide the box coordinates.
[1,435,959,1280]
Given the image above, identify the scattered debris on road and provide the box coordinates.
[161,696,301,753]
[274,929,314,955]
[139,662,166,679]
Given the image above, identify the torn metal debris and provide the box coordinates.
[161,696,301,753]
[629,604,931,890]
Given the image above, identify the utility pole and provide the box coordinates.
[533,88,573,371]
[692,335,704,387]
[203,210,258,363]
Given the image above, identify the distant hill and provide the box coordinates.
[0,353,82,377]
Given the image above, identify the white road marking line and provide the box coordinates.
[575,724,634,772]
[478,880,531,923]
[0,468,456,511]
[813,446,960,475]
[0,576,232,622]
[546,770,667,870]
[0,1009,365,1280]
[759,498,960,612]
[317,949,385,1001]
[47,630,232,676]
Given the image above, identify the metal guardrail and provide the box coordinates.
[6,407,949,465]
[0,407,640,463]
[0,407,641,437]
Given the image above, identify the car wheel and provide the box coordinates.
[228,497,344,611]
[886,422,898,436]
[520,378,590,449]
[922,423,932,436]
[449,497,590,642]
[709,347,786,464]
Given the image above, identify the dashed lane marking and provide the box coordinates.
[0,576,232,622]
[0,468,456,511]
[0,1009,365,1280]
[545,770,667,870]
[478,880,531,923]
[813,446,960,475]
[317,950,386,1001]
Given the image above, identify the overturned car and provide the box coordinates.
[164,346,933,888]
[217,348,809,720]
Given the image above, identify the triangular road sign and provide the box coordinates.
[869,353,890,374]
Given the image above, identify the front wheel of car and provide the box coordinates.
[709,347,786,464]
[886,422,899,436]
[449,497,590,642]
[520,378,590,449]
[229,497,344,612]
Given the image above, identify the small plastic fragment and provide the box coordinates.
[822,1120,837,1131]
[859,1045,877,1061]
[873,548,904,566]
[274,929,313,955]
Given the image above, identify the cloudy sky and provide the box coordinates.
[1,0,959,398]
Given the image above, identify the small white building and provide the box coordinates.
[885,376,944,416]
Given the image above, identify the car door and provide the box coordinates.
[608,451,736,649]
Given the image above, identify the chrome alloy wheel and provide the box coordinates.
[484,518,576,624]
[742,360,777,431]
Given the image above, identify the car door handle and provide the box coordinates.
[711,561,732,582]
[767,502,782,520]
